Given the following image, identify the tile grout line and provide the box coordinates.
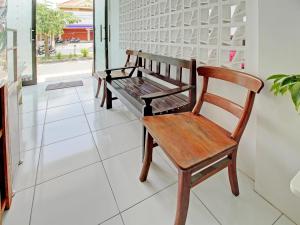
[15,145,143,194]
[28,91,50,225]
[191,191,223,225]
[272,213,283,225]
[119,182,177,214]
[76,87,126,225]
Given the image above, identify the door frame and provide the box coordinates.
[23,0,37,86]
[93,0,109,73]
[27,0,109,85]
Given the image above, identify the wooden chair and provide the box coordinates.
[139,66,264,225]
[94,49,140,107]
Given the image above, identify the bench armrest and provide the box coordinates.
[141,85,194,101]
[105,66,137,73]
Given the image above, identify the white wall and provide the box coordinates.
[255,0,300,223]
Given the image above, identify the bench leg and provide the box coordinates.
[174,170,191,225]
[106,86,112,109]
[95,78,102,98]
[228,150,239,196]
[100,81,106,107]
[139,132,153,182]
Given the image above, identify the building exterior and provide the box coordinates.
[58,0,93,41]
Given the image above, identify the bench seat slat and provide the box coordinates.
[110,77,190,115]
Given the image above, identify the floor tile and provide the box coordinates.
[82,99,104,114]
[274,215,297,225]
[122,184,219,225]
[21,125,44,151]
[3,188,34,225]
[45,88,77,99]
[193,170,281,225]
[93,120,142,159]
[104,148,176,211]
[31,163,119,225]
[37,134,100,184]
[77,88,97,101]
[21,110,46,128]
[87,107,136,131]
[155,146,178,173]
[101,215,124,225]
[47,94,80,108]
[45,103,84,123]
[43,116,90,146]
[13,149,40,192]
[20,97,48,113]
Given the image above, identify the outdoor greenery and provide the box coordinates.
[38,54,92,63]
[268,74,300,112]
[36,3,79,57]
[56,52,62,60]
[81,48,89,57]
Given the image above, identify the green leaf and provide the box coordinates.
[281,76,300,86]
[290,82,300,111]
[267,74,289,81]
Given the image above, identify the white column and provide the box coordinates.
[254,0,300,224]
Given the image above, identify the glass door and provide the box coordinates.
[20,0,37,86]
[94,0,108,72]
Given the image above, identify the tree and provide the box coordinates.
[36,4,79,57]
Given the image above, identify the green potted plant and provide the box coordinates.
[268,74,300,112]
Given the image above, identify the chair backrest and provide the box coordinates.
[193,66,264,142]
[137,52,197,107]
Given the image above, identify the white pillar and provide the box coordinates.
[254,0,300,224]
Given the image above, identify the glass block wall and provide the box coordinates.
[119,0,246,70]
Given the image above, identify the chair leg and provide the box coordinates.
[100,81,106,107]
[95,78,102,98]
[142,126,146,161]
[228,150,239,196]
[174,170,191,225]
[139,132,153,182]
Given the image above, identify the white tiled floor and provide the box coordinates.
[4,74,298,225]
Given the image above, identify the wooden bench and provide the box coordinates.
[105,52,197,157]
[105,52,197,117]
[94,49,140,107]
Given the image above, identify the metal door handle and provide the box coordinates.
[100,25,103,42]
[31,28,36,41]
[109,25,111,42]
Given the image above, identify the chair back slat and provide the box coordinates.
[197,66,264,93]
[203,93,244,118]
[193,66,264,142]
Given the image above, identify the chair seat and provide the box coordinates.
[94,70,128,80]
[143,112,237,170]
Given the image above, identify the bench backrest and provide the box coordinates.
[137,52,197,107]
[193,66,264,142]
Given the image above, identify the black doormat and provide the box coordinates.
[46,80,83,91]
